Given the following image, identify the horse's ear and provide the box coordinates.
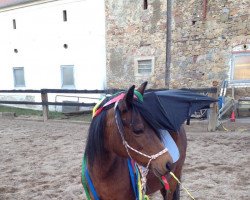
[124,85,135,108]
[136,81,148,95]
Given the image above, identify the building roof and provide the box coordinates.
[0,0,45,9]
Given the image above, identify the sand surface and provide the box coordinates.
[0,118,249,200]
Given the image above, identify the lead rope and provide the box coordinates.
[114,102,168,198]
[170,172,195,200]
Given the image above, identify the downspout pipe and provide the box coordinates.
[166,0,172,88]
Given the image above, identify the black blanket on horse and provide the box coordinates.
[143,90,217,132]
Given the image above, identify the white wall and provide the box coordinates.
[0,0,106,91]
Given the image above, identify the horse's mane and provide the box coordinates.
[84,94,162,167]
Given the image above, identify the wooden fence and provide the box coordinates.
[0,87,219,131]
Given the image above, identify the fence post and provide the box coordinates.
[207,81,219,132]
[41,89,49,121]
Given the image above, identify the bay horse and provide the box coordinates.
[82,82,187,200]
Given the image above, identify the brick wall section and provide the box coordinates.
[171,0,250,88]
[105,0,250,92]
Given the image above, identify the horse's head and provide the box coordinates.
[106,82,174,176]
[85,82,173,177]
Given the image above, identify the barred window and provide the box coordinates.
[138,60,152,75]
[135,57,154,76]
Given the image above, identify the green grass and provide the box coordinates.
[0,105,92,122]
[0,105,43,116]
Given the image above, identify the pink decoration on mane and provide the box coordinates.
[103,93,125,107]
[93,93,140,117]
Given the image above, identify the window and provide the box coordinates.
[63,44,68,49]
[230,53,250,84]
[135,57,154,76]
[138,60,152,74]
[63,10,67,22]
[13,19,16,29]
[13,67,25,87]
[143,0,148,10]
[61,65,75,88]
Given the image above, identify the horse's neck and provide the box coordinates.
[90,153,122,177]
[89,153,135,200]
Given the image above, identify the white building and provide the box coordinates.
[0,0,106,110]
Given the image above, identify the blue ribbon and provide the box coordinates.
[83,159,139,200]
[127,159,139,199]
[85,168,100,200]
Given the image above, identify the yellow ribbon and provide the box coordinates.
[170,172,195,200]
[92,97,105,117]
[137,169,150,200]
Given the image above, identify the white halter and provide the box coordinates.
[114,101,168,195]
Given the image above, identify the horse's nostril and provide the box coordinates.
[166,162,172,171]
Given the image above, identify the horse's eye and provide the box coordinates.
[133,129,144,134]
[132,124,144,134]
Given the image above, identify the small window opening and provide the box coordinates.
[63,44,68,49]
[13,19,16,29]
[63,10,67,22]
[192,20,196,25]
[143,0,148,10]
[243,44,247,50]
[14,49,18,53]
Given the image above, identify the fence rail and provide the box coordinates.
[0,87,219,131]
[0,100,96,106]
[0,87,218,107]
[0,89,121,94]
[0,87,217,94]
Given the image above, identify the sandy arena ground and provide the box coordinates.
[0,118,249,200]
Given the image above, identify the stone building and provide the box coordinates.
[105,0,250,95]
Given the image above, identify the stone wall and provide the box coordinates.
[105,0,250,93]
[105,0,167,89]
[171,0,250,89]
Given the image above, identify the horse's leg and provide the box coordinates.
[173,182,180,200]
[160,187,168,200]
[167,126,187,200]
[167,162,184,200]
